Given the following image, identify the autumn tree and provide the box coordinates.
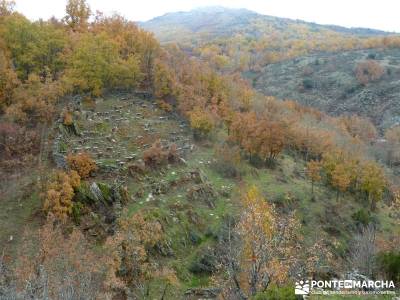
[5,73,65,125]
[64,0,91,31]
[153,60,175,99]
[331,163,351,201]
[256,119,286,165]
[16,217,103,299]
[189,107,215,139]
[67,152,96,178]
[360,161,386,210]
[322,149,355,200]
[65,32,142,96]
[105,211,163,297]
[306,160,322,197]
[340,115,377,144]
[43,170,81,222]
[217,186,333,298]
[289,126,334,160]
[1,15,67,80]
[157,99,173,112]
[230,111,258,159]
[91,13,159,89]
[0,48,19,111]
[355,60,384,85]
[65,33,120,96]
[222,186,302,298]
[142,140,178,167]
[230,112,286,165]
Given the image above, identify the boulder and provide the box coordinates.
[90,182,105,203]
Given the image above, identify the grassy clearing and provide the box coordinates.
[0,171,42,258]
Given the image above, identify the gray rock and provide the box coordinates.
[90,182,105,202]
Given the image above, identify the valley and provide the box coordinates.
[0,2,399,299]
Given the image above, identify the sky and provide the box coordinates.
[14,0,400,32]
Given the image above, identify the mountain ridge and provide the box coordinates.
[140,6,394,43]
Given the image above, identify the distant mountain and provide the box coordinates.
[140,6,392,43]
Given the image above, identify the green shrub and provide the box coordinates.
[302,78,314,89]
[71,201,84,224]
[188,230,202,245]
[98,182,112,202]
[75,182,96,204]
[189,249,218,275]
[377,251,400,283]
[352,208,372,226]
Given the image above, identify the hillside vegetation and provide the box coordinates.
[251,48,400,130]
[0,1,399,300]
[141,6,400,73]
[142,7,400,129]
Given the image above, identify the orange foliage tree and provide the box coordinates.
[331,164,352,200]
[340,115,377,144]
[142,140,179,167]
[355,60,384,85]
[221,186,330,298]
[105,211,163,296]
[230,112,286,164]
[67,152,96,178]
[43,170,81,222]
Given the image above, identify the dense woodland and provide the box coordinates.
[0,1,399,299]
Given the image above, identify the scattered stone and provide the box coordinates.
[185,288,221,299]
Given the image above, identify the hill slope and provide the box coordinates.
[141,7,400,129]
[251,48,400,129]
[141,6,391,44]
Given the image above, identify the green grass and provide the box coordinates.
[0,171,42,258]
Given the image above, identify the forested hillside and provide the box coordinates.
[0,1,399,299]
[141,6,400,73]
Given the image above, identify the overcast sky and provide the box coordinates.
[15,0,400,32]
